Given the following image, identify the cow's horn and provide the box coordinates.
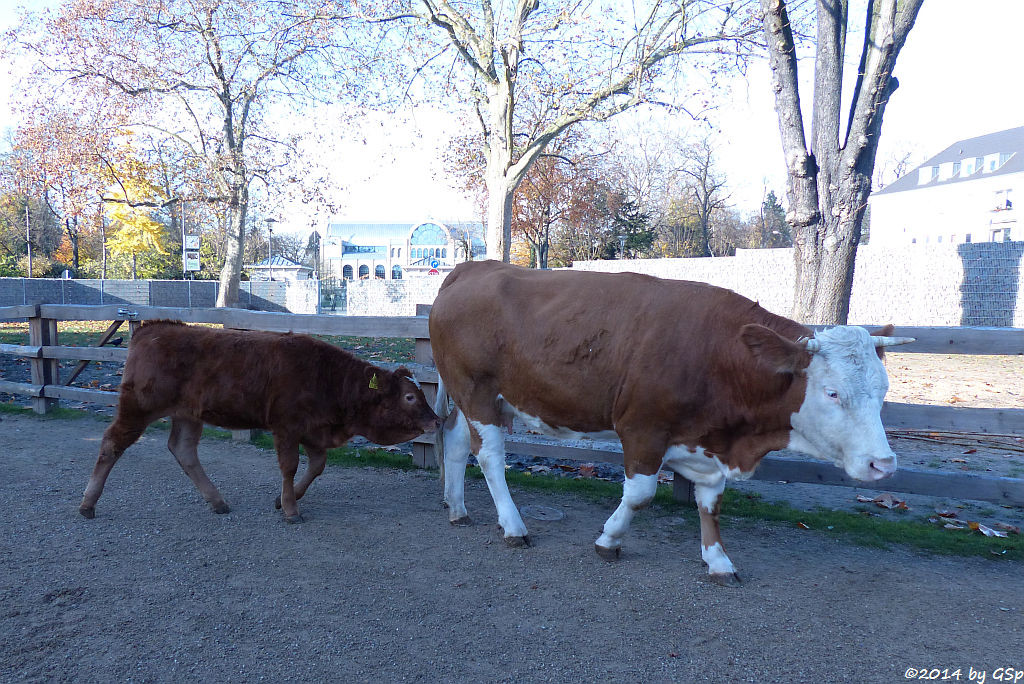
[870,336,916,348]
[799,337,821,353]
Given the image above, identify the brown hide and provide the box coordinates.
[120,321,440,449]
[429,261,813,477]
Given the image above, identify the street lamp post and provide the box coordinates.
[617,234,626,259]
[265,217,277,281]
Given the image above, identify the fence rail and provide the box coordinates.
[2,303,1023,507]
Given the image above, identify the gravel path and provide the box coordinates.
[1,413,1021,683]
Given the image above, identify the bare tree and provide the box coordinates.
[677,137,731,256]
[368,0,760,261]
[14,0,355,306]
[761,0,924,324]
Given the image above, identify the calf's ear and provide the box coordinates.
[740,324,805,374]
[395,366,413,380]
[870,324,894,360]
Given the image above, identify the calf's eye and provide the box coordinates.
[825,389,840,402]
[405,393,416,403]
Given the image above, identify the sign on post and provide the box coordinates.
[183,235,200,272]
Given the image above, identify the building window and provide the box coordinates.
[965,234,972,243]
[442,248,447,259]
[911,238,917,244]
[392,265,402,280]
[937,235,943,243]
[375,265,385,279]
[358,265,369,279]
[975,157,984,174]
[999,152,1011,167]
[343,265,353,280]
[397,248,401,259]
[952,161,961,177]
[930,166,939,181]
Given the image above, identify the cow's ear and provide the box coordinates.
[394,366,413,380]
[740,324,805,374]
[870,324,894,360]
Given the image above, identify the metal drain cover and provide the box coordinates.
[521,505,564,521]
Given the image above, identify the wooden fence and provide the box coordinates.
[2,303,1023,507]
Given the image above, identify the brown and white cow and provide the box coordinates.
[429,261,913,585]
[79,320,441,522]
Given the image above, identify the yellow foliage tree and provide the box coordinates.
[103,172,167,280]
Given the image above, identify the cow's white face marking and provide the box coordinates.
[788,326,897,482]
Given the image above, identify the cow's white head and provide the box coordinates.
[742,324,914,482]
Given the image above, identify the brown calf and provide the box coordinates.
[79,320,441,522]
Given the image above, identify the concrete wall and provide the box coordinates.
[344,277,445,316]
[0,278,320,315]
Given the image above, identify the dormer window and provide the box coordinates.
[952,161,961,177]
[930,166,939,181]
[975,157,984,174]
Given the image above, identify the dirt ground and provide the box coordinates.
[0,412,1022,684]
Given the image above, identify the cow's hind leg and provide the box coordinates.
[694,480,740,586]
[79,411,151,518]
[441,410,473,526]
[594,472,658,560]
[471,421,529,547]
[167,418,229,514]
[274,444,327,510]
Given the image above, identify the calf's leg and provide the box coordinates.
[274,445,327,510]
[167,417,229,514]
[79,411,152,518]
[594,472,658,560]
[694,480,740,586]
[471,421,529,546]
[274,435,304,523]
[441,410,473,526]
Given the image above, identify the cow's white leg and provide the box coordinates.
[594,472,658,560]
[694,480,740,586]
[471,421,529,546]
[442,411,473,525]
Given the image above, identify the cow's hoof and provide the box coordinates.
[212,502,231,514]
[284,513,305,524]
[79,506,95,519]
[594,544,621,561]
[449,515,473,527]
[274,496,281,510]
[504,535,530,548]
[708,572,742,587]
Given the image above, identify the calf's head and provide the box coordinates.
[360,367,442,445]
[742,324,913,482]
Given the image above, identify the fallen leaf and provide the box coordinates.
[962,449,977,455]
[935,509,958,518]
[797,522,810,529]
[944,522,967,530]
[856,493,909,510]
[993,522,1021,535]
[950,458,968,463]
[578,464,596,479]
[948,395,963,403]
[977,523,1009,538]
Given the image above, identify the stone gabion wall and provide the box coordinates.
[344,277,445,316]
[0,278,319,315]
[574,243,1024,327]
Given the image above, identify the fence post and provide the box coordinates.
[411,303,440,469]
[28,306,58,414]
[672,475,696,507]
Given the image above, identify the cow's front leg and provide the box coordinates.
[471,421,529,547]
[275,445,327,511]
[694,480,740,586]
[594,472,657,560]
[273,435,304,523]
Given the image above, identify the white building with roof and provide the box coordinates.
[321,221,485,281]
[869,126,1021,246]
[245,255,314,281]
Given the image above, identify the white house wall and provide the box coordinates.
[870,171,1021,246]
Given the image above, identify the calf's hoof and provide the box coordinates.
[504,534,530,548]
[708,572,742,587]
[284,513,305,524]
[79,506,95,519]
[212,502,231,514]
[449,515,473,527]
[594,544,621,562]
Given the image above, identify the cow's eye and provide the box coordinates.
[404,393,416,403]
[825,388,840,402]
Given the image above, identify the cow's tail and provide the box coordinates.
[432,375,450,486]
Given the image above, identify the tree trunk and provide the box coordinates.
[216,184,248,307]
[483,76,515,263]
